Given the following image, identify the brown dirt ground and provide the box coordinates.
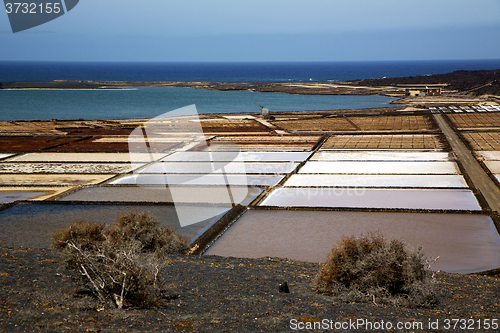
[1,247,500,332]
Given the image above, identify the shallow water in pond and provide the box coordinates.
[312,151,451,161]
[260,188,481,210]
[298,161,459,174]
[162,151,311,162]
[59,186,263,205]
[0,203,229,247]
[204,210,500,273]
[110,174,284,186]
[0,191,51,203]
[284,174,468,188]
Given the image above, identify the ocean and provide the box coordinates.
[3,60,500,82]
[1,60,499,121]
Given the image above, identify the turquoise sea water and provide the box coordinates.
[0,87,398,121]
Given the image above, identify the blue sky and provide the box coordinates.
[1,0,499,62]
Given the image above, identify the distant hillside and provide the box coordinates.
[352,69,500,96]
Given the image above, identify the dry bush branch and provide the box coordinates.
[51,211,188,309]
[314,233,439,308]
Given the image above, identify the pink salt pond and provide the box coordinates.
[204,210,500,274]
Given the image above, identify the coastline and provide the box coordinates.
[0,80,401,97]
[2,68,499,108]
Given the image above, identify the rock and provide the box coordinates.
[278,281,289,293]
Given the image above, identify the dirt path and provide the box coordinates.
[433,113,500,213]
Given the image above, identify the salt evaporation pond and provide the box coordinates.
[284,174,468,188]
[0,162,137,174]
[59,186,263,205]
[476,151,500,161]
[204,210,500,273]
[260,188,481,210]
[298,161,459,174]
[140,162,298,174]
[0,203,230,248]
[0,191,52,203]
[162,151,311,162]
[111,174,283,186]
[7,152,151,163]
[484,161,500,174]
[312,151,451,161]
[0,174,115,186]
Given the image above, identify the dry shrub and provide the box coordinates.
[52,221,105,253]
[107,211,188,256]
[52,211,187,309]
[314,233,438,307]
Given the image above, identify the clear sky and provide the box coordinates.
[1,0,499,62]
